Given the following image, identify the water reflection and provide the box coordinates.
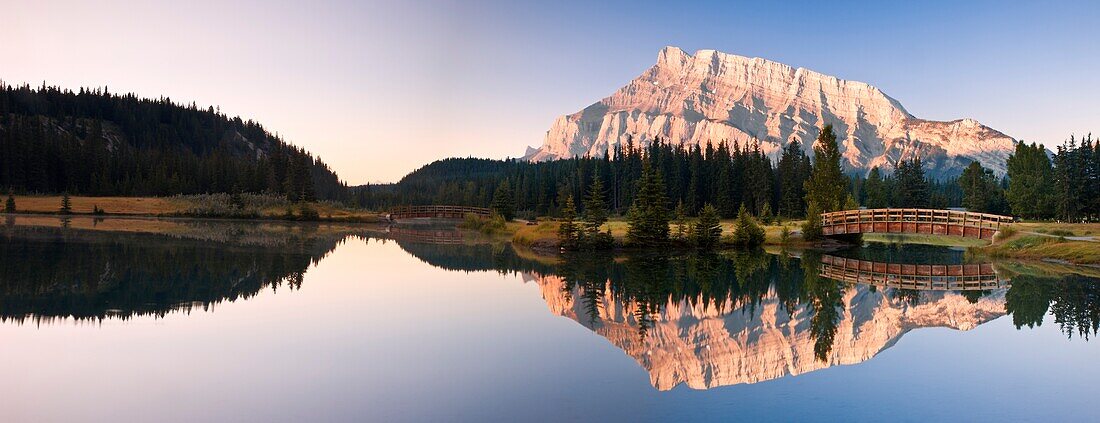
[1,217,1098,393]
[0,219,357,322]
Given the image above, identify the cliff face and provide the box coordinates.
[527,47,1016,178]
[526,273,1005,391]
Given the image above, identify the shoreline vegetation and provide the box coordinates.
[3,194,384,223]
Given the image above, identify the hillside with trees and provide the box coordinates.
[0,83,348,201]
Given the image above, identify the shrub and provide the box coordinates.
[691,203,722,249]
[176,193,289,218]
[802,202,823,241]
[731,204,765,247]
[460,213,507,235]
[298,204,320,221]
[993,225,1018,242]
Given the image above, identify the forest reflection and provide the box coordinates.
[393,239,1100,389]
[1,219,1098,389]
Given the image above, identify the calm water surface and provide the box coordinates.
[1,217,1098,422]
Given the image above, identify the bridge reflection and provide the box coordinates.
[820,255,1009,290]
[385,226,466,244]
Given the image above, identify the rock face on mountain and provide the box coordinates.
[525,273,1005,391]
[526,47,1016,178]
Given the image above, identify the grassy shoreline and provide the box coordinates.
[5,195,385,223]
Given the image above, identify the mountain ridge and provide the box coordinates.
[526,46,1017,178]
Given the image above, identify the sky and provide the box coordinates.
[3,0,1099,184]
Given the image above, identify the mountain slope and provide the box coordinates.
[527,47,1016,178]
[0,83,347,200]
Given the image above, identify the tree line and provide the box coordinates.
[359,126,965,217]
[0,83,348,201]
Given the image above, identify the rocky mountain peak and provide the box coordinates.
[526,47,1016,178]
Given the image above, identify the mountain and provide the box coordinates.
[526,47,1017,178]
[529,272,1006,390]
[0,83,347,200]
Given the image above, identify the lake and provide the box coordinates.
[1,216,1098,422]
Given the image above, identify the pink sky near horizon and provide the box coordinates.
[4,0,1098,184]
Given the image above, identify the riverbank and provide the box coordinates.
[5,195,385,223]
[973,224,1100,266]
[510,217,808,252]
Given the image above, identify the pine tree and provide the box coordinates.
[626,160,670,247]
[862,167,888,208]
[759,202,774,225]
[582,175,608,237]
[731,204,765,247]
[581,175,613,249]
[673,200,688,241]
[1006,142,1054,219]
[59,193,72,214]
[804,125,847,214]
[692,203,722,248]
[959,161,1006,213]
[802,201,824,241]
[491,180,515,221]
[557,195,579,250]
[893,158,930,207]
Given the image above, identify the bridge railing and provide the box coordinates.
[821,208,1014,239]
[389,205,492,220]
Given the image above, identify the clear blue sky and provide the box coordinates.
[3,0,1098,183]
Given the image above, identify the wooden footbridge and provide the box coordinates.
[821,208,1014,241]
[820,255,1009,291]
[388,205,491,222]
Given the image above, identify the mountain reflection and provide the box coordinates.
[395,240,1100,390]
[2,220,1098,391]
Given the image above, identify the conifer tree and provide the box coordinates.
[804,125,847,214]
[491,180,516,221]
[557,195,578,250]
[959,161,1006,213]
[59,193,72,214]
[862,167,888,208]
[626,160,670,247]
[759,202,774,225]
[802,201,824,241]
[893,158,930,207]
[4,192,14,213]
[777,140,812,218]
[692,203,722,249]
[731,204,765,247]
[582,175,608,237]
[1006,142,1054,219]
[673,200,688,241]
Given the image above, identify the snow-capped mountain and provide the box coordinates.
[525,46,1017,178]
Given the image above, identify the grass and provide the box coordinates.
[977,230,1100,265]
[6,195,383,222]
[10,195,190,215]
[510,217,805,249]
[862,233,989,248]
[1013,221,1100,238]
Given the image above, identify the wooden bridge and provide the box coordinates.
[820,255,1009,291]
[388,205,491,221]
[821,208,1014,241]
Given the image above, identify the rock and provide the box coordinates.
[525,47,1017,178]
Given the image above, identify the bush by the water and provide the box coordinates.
[461,213,507,235]
[731,204,765,247]
[691,203,722,248]
[176,193,290,218]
